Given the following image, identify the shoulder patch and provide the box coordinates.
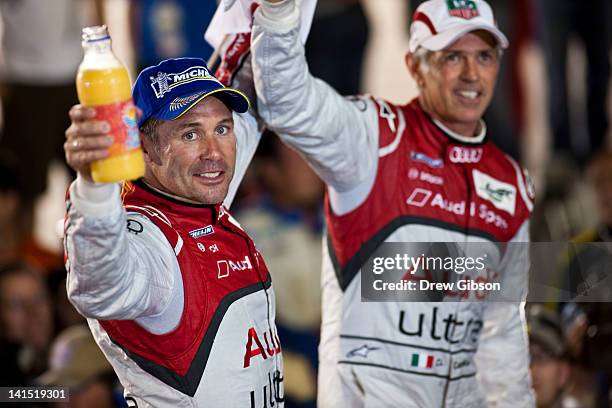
[376,98,397,133]
[373,98,406,157]
[126,219,144,235]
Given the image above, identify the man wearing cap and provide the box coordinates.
[527,306,571,408]
[251,0,535,406]
[38,325,118,408]
[63,58,284,407]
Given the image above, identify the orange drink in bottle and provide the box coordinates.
[76,26,144,183]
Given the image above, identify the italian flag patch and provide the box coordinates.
[411,353,434,368]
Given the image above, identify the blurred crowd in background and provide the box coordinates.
[0,0,611,407]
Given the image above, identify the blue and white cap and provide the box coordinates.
[133,57,249,127]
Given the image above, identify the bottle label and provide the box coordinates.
[94,100,141,155]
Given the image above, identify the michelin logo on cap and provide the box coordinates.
[150,66,222,98]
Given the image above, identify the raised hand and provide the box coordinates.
[64,105,113,182]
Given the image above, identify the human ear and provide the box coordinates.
[141,134,162,166]
[406,53,425,88]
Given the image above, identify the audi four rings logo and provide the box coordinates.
[449,147,483,163]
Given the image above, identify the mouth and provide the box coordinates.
[193,171,226,184]
[455,89,483,105]
[197,171,222,178]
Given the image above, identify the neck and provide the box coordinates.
[141,178,202,205]
[440,120,480,138]
[418,97,481,138]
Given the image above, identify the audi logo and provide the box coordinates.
[449,146,483,163]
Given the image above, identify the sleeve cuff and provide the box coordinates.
[70,176,122,218]
[256,0,300,31]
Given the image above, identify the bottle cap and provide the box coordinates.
[82,25,110,43]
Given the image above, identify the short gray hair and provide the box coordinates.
[413,47,433,74]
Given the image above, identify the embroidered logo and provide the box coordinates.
[346,344,380,358]
[410,151,444,168]
[150,66,218,98]
[447,0,479,19]
[189,225,214,238]
[169,92,205,112]
[473,169,517,215]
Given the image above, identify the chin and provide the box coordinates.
[455,111,483,126]
[194,187,230,205]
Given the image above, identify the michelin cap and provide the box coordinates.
[133,57,249,127]
[408,0,509,53]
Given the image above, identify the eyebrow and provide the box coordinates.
[175,121,201,131]
[217,117,234,127]
[174,115,234,132]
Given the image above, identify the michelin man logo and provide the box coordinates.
[150,66,219,98]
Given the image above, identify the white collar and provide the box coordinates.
[433,118,487,144]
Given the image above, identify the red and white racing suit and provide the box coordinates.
[252,1,535,407]
[64,112,284,407]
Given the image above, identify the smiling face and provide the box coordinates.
[142,96,236,204]
[407,30,500,136]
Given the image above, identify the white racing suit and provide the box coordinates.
[252,1,535,406]
[64,110,284,407]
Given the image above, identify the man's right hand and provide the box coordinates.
[64,105,114,183]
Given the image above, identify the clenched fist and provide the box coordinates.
[64,105,114,182]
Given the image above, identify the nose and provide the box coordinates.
[461,56,479,82]
[199,135,223,160]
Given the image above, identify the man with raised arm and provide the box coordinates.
[64,58,283,407]
[252,0,535,406]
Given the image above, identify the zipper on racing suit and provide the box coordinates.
[440,157,474,407]
[229,222,284,406]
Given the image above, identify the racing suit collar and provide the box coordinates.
[413,98,488,145]
[135,179,222,222]
[432,118,487,145]
[141,179,202,205]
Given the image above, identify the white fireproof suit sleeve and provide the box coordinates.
[65,177,181,328]
[225,63,263,207]
[474,221,536,407]
[252,0,380,212]
[65,110,260,333]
